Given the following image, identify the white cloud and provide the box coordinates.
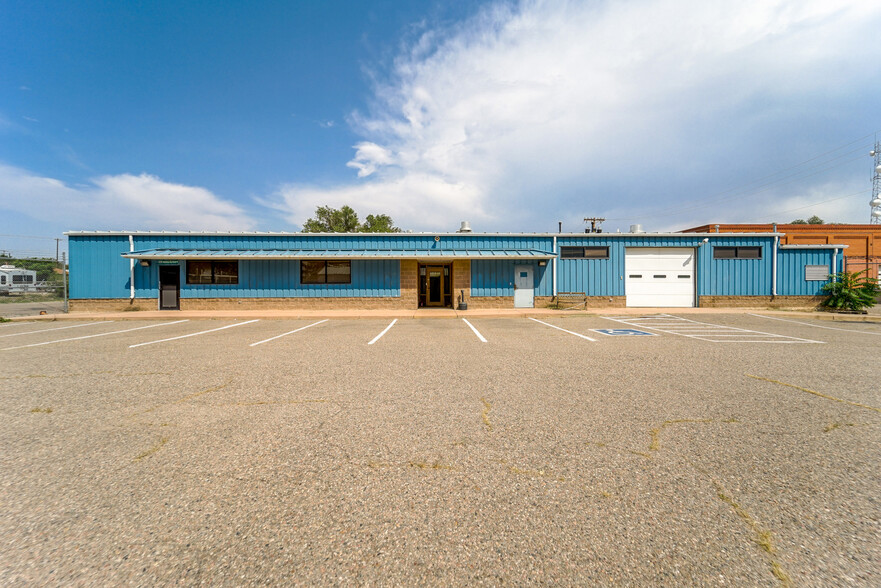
[269,0,881,231]
[0,164,256,231]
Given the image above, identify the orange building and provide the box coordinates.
[681,224,881,278]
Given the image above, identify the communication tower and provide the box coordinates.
[872,141,881,224]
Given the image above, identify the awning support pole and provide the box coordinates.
[129,234,135,300]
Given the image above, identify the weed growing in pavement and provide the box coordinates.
[649,419,714,451]
[712,481,791,587]
[747,374,881,413]
[480,398,493,432]
[823,422,859,433]
[134,437,168,461]
[408,461,457,471]
[30,407,52,413]
[508,466,565,482]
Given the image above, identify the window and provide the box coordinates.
[301,260,351,284]
[186,261,238,285]
[713,246,762,260]
[12,274,34,283]
[560,246,609,259]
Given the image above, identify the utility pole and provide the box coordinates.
[62,251,68,313]
[583,217,606,233]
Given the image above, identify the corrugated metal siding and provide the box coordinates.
[471,260,551,297]
[698,238,772,296]
[180,259,400,298]
[777,249,838,295]
[557,237,702,296]
[556,258,622,296]
[129,233,556,253]
[70,235,401,298]
[73,233,817,301]
[69,235,133,299]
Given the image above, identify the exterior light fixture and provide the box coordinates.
[139,259,151,267]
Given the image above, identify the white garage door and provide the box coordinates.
[625,248,695,308]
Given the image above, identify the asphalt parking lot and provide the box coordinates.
[1,314,879,586]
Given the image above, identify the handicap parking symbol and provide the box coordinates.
[592,329,657,336]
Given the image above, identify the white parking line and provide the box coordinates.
[462,319,487,342]
[1,320,189,351]
[748,313,881,335]
[129,320,260,348]
[250,320,328,347]
[368,319,397,345]
[0,321,114,339]
[529,318,597,341]
[602,314,823,343]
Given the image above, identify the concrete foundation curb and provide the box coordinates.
[7,307,880,323]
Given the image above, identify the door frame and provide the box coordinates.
[513,264,534,308]
[623,247,696,308]
[158,263,180,310]
[417,262,453,308]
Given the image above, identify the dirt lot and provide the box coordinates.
[1,314,879,586]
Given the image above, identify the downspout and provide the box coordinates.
[831,247,838,278]
[129,234,135,300]
[771,235,778,297]
[552,236,558,298]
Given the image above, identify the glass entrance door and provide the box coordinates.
[158,264,180,310]
[426,266,444,306]
[418,263,453,307]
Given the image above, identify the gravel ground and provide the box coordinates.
[0,314,879,586]
[0,300,64,318]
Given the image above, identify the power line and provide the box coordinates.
[606,130,880,221]
[754,188,871,221]
[613,152,868,221]
[0,233,64,240]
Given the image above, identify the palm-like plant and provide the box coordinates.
[821,270,880,312]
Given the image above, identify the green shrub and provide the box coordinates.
[821,270,880,312]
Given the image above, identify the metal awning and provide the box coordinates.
[122,248,557,260]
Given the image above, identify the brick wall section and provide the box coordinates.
[400,260,418,308]
[70,296,412,311]
[69,298,157,312]
[699,295,826,309]
[452,260,471,307]
[179,297,408,310]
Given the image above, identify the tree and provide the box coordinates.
[790,215,824,225]
[302,205,360,233]
[301,205,401,233]
[361,214,400,233]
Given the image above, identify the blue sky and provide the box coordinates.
[2,0,880,256]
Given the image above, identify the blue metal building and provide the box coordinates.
[65,230,844,311]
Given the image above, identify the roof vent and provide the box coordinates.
[457,221,472,233]
[629,224,644,233]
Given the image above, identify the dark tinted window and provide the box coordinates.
[301,261,351,284]
[560,246,609,259]
[186,261,238,284]
[713,246,761,260]
[300,261,326,284]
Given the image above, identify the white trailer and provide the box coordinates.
[0,265,39,294]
